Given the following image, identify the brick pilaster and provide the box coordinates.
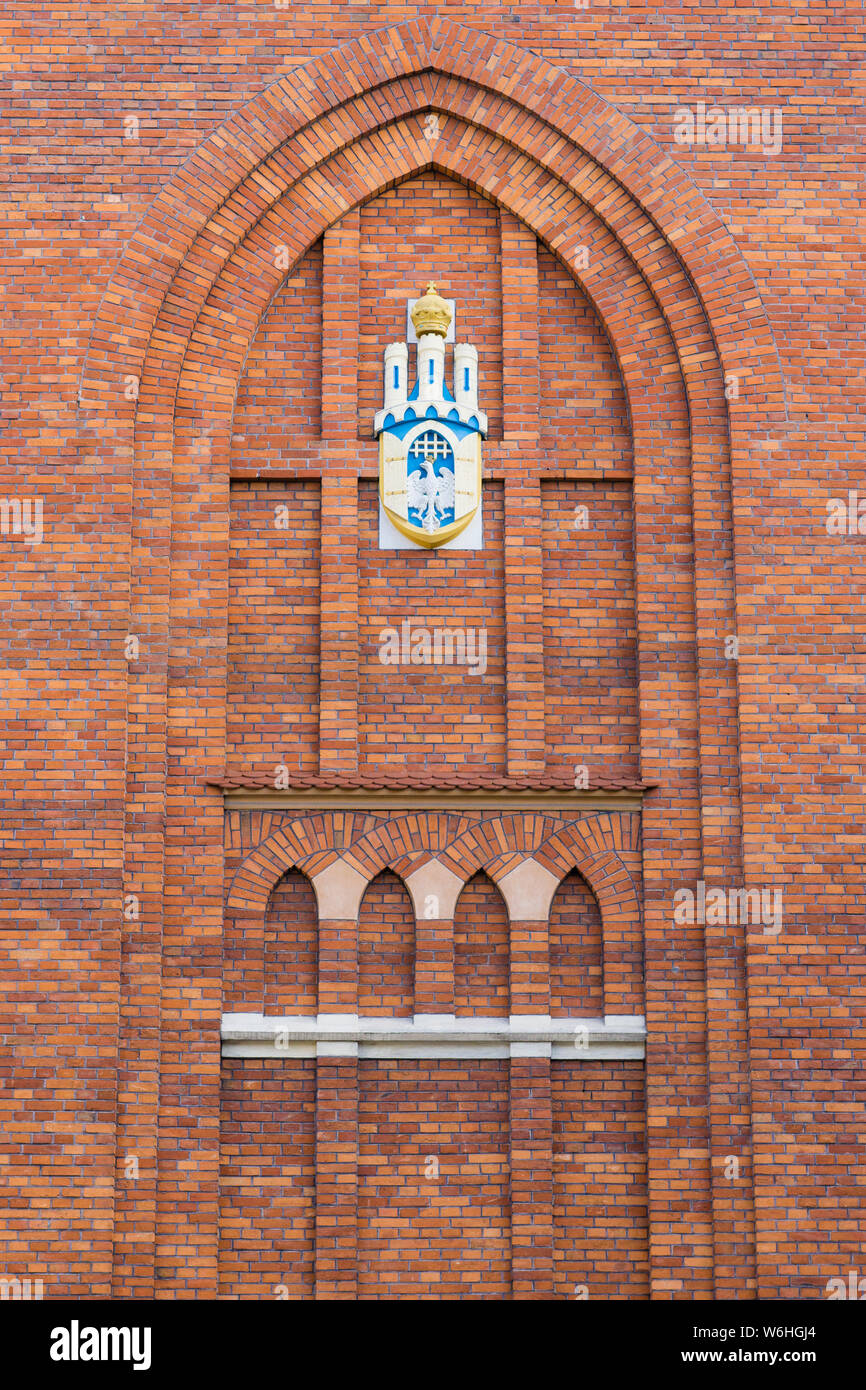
[314,889,359,1298]
[317,915,359,1016]
[504,477,546,775]
[318,476,359,775]
[321,210,360,439]
[499,213,545,775]
[500,212,540,442]
[318,211,361,773]
[314,1053,359,1299]
[111,423,173,1299]
[509,887,553,1296]
[509,917,550,1017]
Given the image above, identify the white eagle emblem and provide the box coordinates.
[407,453,456,535]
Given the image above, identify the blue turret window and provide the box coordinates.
[393,365,400,390]
[463,366,470,392]
[428,358,435,382]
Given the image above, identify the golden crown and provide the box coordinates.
[410,281,452,338]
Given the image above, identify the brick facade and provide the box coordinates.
[2,8,862,1303]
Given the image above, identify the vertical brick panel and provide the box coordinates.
[500,216,545,775]
[317,914,358,1018]
[537,245,632,468]
[155,413,228,1298]
[632,411,715,1297]
[358,1060,511,1299]
[541,480,639,784]
[552,1061,650,1299]
[321,212,360,439]
[318,211,362,774]
[231,240,323,449]
[227,481,321,777]
[509,1056,554,1298]
[357,478,506,771]
[223,912,266,1013]
[219,1059,316,1299]
[509,919,550,1017]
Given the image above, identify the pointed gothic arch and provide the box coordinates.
[80,18,784,411]
[95,19,776,1299]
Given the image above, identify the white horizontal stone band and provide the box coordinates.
[221,1012,646,1060]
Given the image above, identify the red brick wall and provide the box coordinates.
[541,479,639,783]
[227,481,320,776]
[358,175,503,439]
[219,1060,316,1299]
[453,872,510,1018]
[357,1060,511,1299]
[358,870,415,1018]
[3,5,862,1304]
[549,870,604,1019]
[219,1052,652,1301]
[358,477,506,771]
[537,247,632,468]
[552,1062,649,1300]
[232,241,323,449]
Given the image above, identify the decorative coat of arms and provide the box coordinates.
[375,283,487,549]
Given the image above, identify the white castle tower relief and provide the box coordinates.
[375,283,487,550]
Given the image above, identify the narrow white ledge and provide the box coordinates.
[221,1013,646,1060]
[374,399,489,435]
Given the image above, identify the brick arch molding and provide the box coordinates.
[80,17,784,407]
[226,811,639,926]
